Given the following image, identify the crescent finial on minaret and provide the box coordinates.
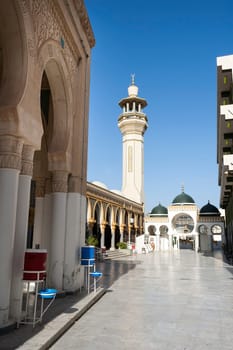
[131,73,135,85]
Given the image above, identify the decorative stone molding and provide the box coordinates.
[21,145,35,176]
[28,0,80,75]
[0,136,23,170]
[35,177,45,197]
[68,175,82,193]
[51,170,68,193]
[45,177,52,195]
[73,0,95,48]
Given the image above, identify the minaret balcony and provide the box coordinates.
[118,112,148,123]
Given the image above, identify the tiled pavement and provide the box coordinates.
[0,257,138,350]
[51,250,233,350]
[1,250,233,350]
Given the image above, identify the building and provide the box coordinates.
[217,54,233,258]
[0,0,94,329]
[86,181,144,250]
[138,189,225,253]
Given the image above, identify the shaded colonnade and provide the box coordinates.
[0,0,94,328]
[86,182,144,250]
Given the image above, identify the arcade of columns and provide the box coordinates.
[86,182,144,250]
[0,0,94,328]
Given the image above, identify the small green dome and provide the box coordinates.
[151,203,168,216]
[172,191,195,204]
[200,201,220,216]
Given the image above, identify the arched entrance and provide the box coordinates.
[93,203,101,247]
[159,225,169,250]
[115,210,121,248]
[105,206,112,249]
[172,214,195,250]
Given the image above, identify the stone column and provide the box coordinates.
[10,145,34,322]
[195,234,199,252]
[32,178,45,248]
[0,135,23,327]
[100,223,106,248]
[120,225,125,242]
[41,178,52,252]
[110,224,116,250]
[48,171,68,291]
[87,220,95,237]
[63,176,83,292]
[169,234,173,251]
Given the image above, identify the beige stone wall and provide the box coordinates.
[0,0,95,194]
[0,1,95,325]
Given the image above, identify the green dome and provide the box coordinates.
[200,201,220,216]
[151,203,168,216]
[172,191,195,204]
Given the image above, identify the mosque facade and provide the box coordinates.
[139,190,225,253]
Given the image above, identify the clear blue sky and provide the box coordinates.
[84,0,233,213]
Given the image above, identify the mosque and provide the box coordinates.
[0,0,226,331]
[87,75,225,254]
[140,190,225,253]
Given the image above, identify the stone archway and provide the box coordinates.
[32,56,73,290]
[115,209,121,248]
[105,206,112,249]
[93,203,101,247]
[0,0,94,329]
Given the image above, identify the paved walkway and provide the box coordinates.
[0,257,138,349]
[50,250,233,350]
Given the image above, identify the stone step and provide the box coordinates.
[104,249,131,260]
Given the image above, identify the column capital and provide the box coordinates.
[51,171,69,193]
[45,177,52,195]
[111,223,117,231]
[35,177,45,197]
[0,135,23,170]
[68,175,82,193]
[21,145,35,176]
[100,223,106,233]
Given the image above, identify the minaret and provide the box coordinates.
[118,75,148,203]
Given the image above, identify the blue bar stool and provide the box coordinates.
[38,288,57,325]
[89,271,103,292]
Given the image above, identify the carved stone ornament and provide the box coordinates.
[45,177,52,195]
[68,175,81,193]
[73,0,95,48]
[0,136,23,170]
[30,0,78,75]
[51,170,69,193]
[35,177,45,197]
[21,145,35,176]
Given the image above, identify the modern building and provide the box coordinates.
[217,54,233,258]
[0,0,94,329]
[138,189,225,253]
